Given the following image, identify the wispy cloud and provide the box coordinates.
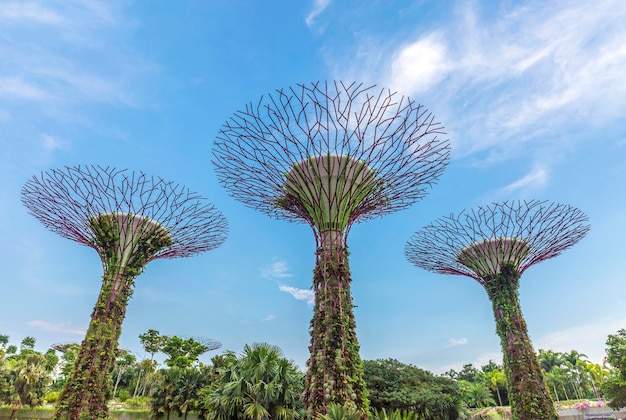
[28,320,84,336]
[335,0,626,161]
[0,2,65,24]
[305,0,331,27]
[497,164,549,197]
[262,260,313,305]
[447,337,468,347]
[263,315,277,322]
[41,134,64,151]
[0,77,46,100]
[279,285,315,305]
[0,0,152,162]
[261,261,293,279]
[387,33,450,95]
[534,316,626,364]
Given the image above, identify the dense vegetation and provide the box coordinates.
[1,329,625,420]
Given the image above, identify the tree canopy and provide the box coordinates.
[362,358,463,419]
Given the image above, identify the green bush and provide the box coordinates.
[117,389,131,402]
[44,390,60,403]
[124,396,150,409]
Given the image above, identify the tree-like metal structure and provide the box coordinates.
[405,200,590,420]
[51,342,80,354]
[183,336,222,353]
[22,165,228,420]
[213,81,450,417]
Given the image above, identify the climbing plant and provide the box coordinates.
[483,264,558,420]
[54,215,172,420]
[303,246,369,419]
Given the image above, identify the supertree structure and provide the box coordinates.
[184,336,222,353]
[22,165,228,420]
[213,81,450,417]
[51,342,80,354]
[405,200,590,420]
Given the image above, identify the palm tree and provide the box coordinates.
[537,349,564,373]
[458,380,496,409]
[0,353,51,419]
[484,369,506,406]
[112,353,136,398]
[583,361,611,399]
[203,343,304,420]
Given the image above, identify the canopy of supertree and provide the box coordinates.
[404,200,590,283]
[21,165,228,260]
[212,81,450,241]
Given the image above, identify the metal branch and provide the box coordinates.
[21,165,228,260]
[405,200,590,283]
[212,81,450,237]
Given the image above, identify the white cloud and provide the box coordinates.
[498,165,549,196]
[305,0,331,27]
[534,316,626,364]
[261,260,293,279]
[0,77,46,100]
[41,134,63,151]
[263,315,277,322]
[336,0,626,161]
[0,2,65,24]
[28,320,84,336]
[447,337,468,347]
[261,260,314,305]
[387,34,451,95]
[279,285,315,305]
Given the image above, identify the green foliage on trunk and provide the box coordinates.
[303,246,369,419]
[54,215,172,420]
[484,264,558,420]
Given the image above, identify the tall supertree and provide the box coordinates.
[21,165,228,420]
[405,200,590,420]
[212,81,450,417]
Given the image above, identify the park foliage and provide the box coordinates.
[1,329,624,420]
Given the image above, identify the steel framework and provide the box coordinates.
[22,165,228,420]
[405,200,590,420]
[213,81,449,417]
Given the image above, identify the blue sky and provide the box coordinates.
[1,0,625,374]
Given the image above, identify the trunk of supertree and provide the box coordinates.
[303,240,369,419]
[54,268,137,420]
[55,215,170,420]
[484,264,558,420]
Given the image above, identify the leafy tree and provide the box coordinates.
[43,349,59,373]
[362,359,463,419]
[151,365,213,420]
[483,368,507,406]
[19,337,36,353]
[202,343,304,420]
[139,329,165,361]
[537,348,603,401]
[0,352,51,419]
[112,353,136,398]
[162,336,209,368]
[602,329,626,409]
[458,380,496,409]
[0,335,8,358]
